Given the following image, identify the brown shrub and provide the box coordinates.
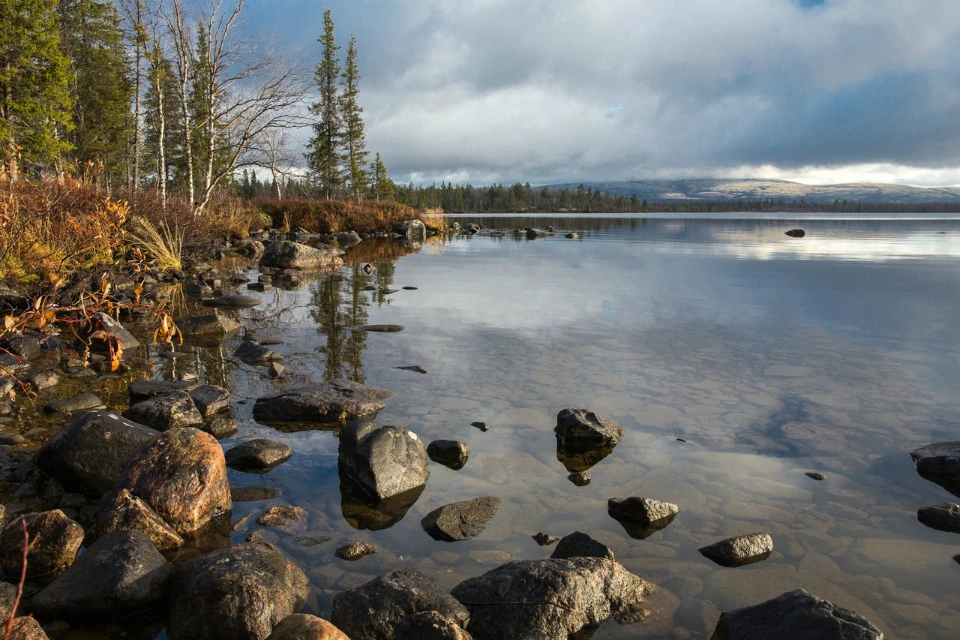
[253,199,418,234]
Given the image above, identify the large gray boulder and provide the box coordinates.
[711,588,883,640]
[253,380,393,424]
[339,421,429,500]
[396,220,426,244]
[331,571,469,640]
[168,543,309,640]
[259,241,344,270]
[0,510,84,580]
[699,533,773,567]
[122,391,204,431]
[34,411,159,496]
[555,408,624,450]
[910,441,960,493]
[29,530,170,617]
[421,497,500,542]
[451,558,651,639]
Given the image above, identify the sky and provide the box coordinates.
[243,0,960,187]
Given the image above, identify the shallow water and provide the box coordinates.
[18,214,960,638]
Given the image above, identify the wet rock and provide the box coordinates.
[238,240,265,259]
[27,370,59,391]
[0,433,23,445]
[169,543,309,640]
[29,530,170,617]
[699,533,774,567]
[3,617,49,640]
[331,571,469,640]
[90,313,140,351]
[269,363,284,378]
[201,412,239,439]
[35,411,159,496]
[339,469,425,531]
[421,497,500,542]
[608,497,678,524]
[3,335,41,360]
[226,439,293,471]
[116,428,231,536]
[806,472,827,481]
[568,471,591,486]
[122,391,204,431]
[189,385,231,418]
[533,532,558,546]
[909,441,960,494]
[253,379,393,424]
[128,379,197,402]
[396,220,427,244]
[395,611,472,640]
[565,233,578,239]
[234,340,282,364]
[42,393,105,414]
[917,502,960,533]
[470,421,490,432]
[260,241,344,270]
[176,313,243,339]
[0,581,15,617]
[0,510,84,580]
[332,231,362,248]
[267,614,349,640]
[335,541,377,561]
[551,531,615,560]
[257,506,307,533]
[202,293,260,309]
[711,588,882,640]
[95,489,184,551]
[451,558,651,639]
[395,365,427,374]
[231,486,281,502]
[525,228,550,239]
[784,229,806,238]
[427,440,469,470]
[247,282,272,292]
[352,324,405,332]
[555,408,624,450]
[339,421,429,500]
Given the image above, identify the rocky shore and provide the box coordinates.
[0,221,900,639]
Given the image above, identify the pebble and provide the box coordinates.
[805,472,827,481]
[336,541,377,561]
[471,421,490,432]
[533,533,559,546]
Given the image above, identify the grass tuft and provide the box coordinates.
[127,217,184,272]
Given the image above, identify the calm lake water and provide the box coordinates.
[19,214,960,638]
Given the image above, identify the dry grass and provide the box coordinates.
[254,198,420,234]
[420,206,448,232]
[126,217,184,272]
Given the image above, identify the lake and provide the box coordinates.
[19,214,960,638]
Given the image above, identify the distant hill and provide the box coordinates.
[544,179,960,204]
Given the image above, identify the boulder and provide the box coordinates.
[0,510,84,580]
[235,341,282,364]
[396,220,427,244]
[427,440,469,470]
[189,385,231,418]
[42,393,105,414]
[917,502,960,533]
[332,231,362,248]
[238,240,265,259]
[259,241,344,270]
[122,391,204,431]
[0,581,15,618]
[3,618,49,640]
[395,611,472,640]
[784,229,806,238]
[128,379,198,402]
[3,335,41,360]
[910,441,960,494]
[29,530,170,617]
[267,615,349,640]
[95,489,184,551]
[421,497,500,542]
[607,497,678,538]
[331,571,469,640]
[711,588,883,640]
[226,439,293,471]
[451,558,651,639]
[525,228,550,239]
[253,380,393,424]
[339,421,429,500]
[699,533,773,567]
[550,531,614,560]
[555,408,624,450]
[116,428,231,536]
[168,543,309,640]
[202,412,239,439]
[34,411,159,496]
[176,314,243,339]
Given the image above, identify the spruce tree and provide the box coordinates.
[340,35,367,200]
[58,0,132,185]
[306,9,342,199]
[0,0,73,179]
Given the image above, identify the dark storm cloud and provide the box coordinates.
[244,0,960,184]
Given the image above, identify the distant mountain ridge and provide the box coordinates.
[544,179,960,203]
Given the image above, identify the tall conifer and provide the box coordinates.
[340,35,367,201]
[307,9,342,199]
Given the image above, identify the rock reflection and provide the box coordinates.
[338,466,425,531]
[556,440,617,473]
[610,512,677,540]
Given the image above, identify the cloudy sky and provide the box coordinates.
[244,0,960,186]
